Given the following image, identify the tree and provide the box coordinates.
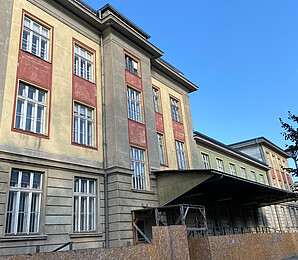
[280,111,298,177]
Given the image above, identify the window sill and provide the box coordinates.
[172,119,183,125]
[1,235,47,241]
[125,69,141,78]
[128,118,145,125]
[69,232,102,238]
[132,189,154,194]
[12,128,49,139]
[72,142,98,150]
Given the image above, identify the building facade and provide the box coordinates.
[0,0,198,254]
[230,138,298,232]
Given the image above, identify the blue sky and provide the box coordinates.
[85,0,297,171]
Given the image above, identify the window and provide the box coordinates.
[131,147,147,190]
[136,220,145,242]
[15,83,46,134]
[251,171,256,181]
[152,88,160,113]
[272,178,277,187]
[201,153,210,170]
[272,155,278,170]
[240,167,247,178]
[74,44,93,81]
[259,174,265,184]
[279,180,283,189]
[127,87,142,122]
[281,207,288,227]
[277,158,282,171]
[22,16,49,61]
[6,170,42,234]
[176,141,187,169]
[290,208,297,227]
[73,178,96,232]
[267,206,275,227]
[125,55,138,75]
[73,103,94,146]
[170,98,180,123]
[157,133,166,165]
[265,152,272,167]
[216,158,224,172]
[229,163,236,176]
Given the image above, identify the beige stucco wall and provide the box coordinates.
[1,0,102,163]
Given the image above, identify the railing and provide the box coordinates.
[52,242,73,252]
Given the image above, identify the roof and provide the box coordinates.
[229,137,290,158]
[194,131,269,169]
[155,169,297,207]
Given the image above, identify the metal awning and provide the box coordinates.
[155,169,298,207]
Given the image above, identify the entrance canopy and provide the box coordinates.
[155,169,298,207]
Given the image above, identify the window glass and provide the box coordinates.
[157,133,166,165]
[127,87,142,122]
[131,147,146,190]
[73,103,94,147]
[240,167,247,178]
[6,170,42,234]
[152,88,160,113]
[251,171,256,181]
[125,55,138,75]
[170,98,180,122]
[74,44,93,81]
[216,158,224,172]
[21,16,49,61]
[176,141,187,169]
[73,177,96,232]
[201,153,210,169]
[229,163,236,175]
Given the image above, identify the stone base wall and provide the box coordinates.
[189,232,298,260]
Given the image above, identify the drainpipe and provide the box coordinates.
[100,34,109,248]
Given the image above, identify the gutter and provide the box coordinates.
[100,34,109,248]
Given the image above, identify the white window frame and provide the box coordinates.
[176,141,187,169]
[170,97,180,123]
[73,103,94,147]
[251,171,256,181]
[131,147,147,190]
[73,177,96,232]
[157,133,166,165]
[229,163,236,176]
[22,16,49,61]
[216,158,224,172]
[152,88,160,113]
[15,82,46,134]
[272,156,278,170]
[127,87,142,123]
[125,55,138,75]
[260,174,265,184]
[74,44,93,81]
[240,167,247,178]
[202,153,210,170]
[6,169,42,234]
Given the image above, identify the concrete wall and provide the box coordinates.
[0,153,105,255]
[189,232,298,260]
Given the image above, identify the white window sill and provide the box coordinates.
[69,232,102,238]
[132,189,154,194]
[0,235,47,241]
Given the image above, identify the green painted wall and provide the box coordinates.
[197,144,269,185]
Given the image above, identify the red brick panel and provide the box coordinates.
[125,70,142,91]
[128,120,147,148]
[270,168,276,179]
[281,172,287,183]
[18,51,52,90]
[286,174,293,185]
[72,75,97,107]
[172,120,185,141]
[155,112,164,133]
[276,170,282,181]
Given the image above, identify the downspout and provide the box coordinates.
[100,33,109,248]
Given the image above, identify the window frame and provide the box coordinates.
[73,102,95,148]
[259,174,265,184]
[176,140,187,170]
[130,146,147,190]
[152,87,161,114]
[21,14,51,61]
[250,171,256,181]
[157,133,167,166]
[127,86,143,123]
[201,153,210,170]
[73,177,96,233]
[240,167,247,178]
[170,97,181,123]
[5,169,43,235]
[125,54,139,76]
[265,152,272,167]
[14,82,48,136]
[229,163,236,176]
[74,43,94,82]
[216,158,224,172]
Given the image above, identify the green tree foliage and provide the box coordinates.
[280,111,298,177]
